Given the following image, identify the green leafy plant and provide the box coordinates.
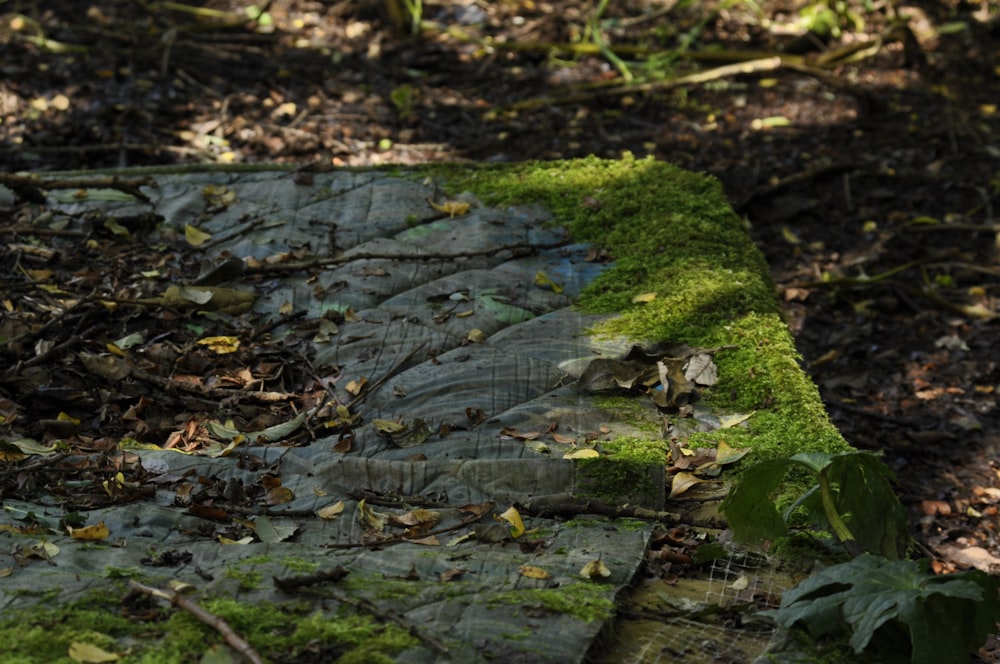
[765,555,1000,664]
[390,84,418,119]
[720,450,910,559]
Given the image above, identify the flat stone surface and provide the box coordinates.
[0,161,814,663]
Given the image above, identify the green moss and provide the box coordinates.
[278,557,321,574]
[102,566,140,579]
[342,574,425,601]
[592,395,660,434]
[575,437,667,503]
[488,583,615,623]
[429,156,851,481]
[162,598,418,663]
[0,589,419,664]
[612,517,649,532]
[0,599,147,664]
[223,567,262,591]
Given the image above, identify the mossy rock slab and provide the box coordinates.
[0,157,850,662]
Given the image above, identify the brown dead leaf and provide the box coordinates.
[669,471,705,498]
[265,486,294,505]
[439,568,465,582]
[920,500,951,516]
[316,501,345,519]
[391,508,441,527]
[333,432,354,453]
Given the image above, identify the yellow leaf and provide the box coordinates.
[103,218,130,237]
[68,521,110,540]
[631,292,657,303]
[56,412,80,425]
[37,284,72,295]
[358,499,387,532]
[68,641,120,663]
[346,377,367,396]
[316,501,345,519]
[466,328,487,343]
[24,268,54,281]
[427,198,471,218]
[669,471,704,498]
[959,303,997,320]
[496,506,525,538]
[563,448,600,459]
[196,336,240,354]
[718,412,755,430]
[372,418,407,435]
[533,271,563,294]
[580,557,611,580]
[781,225,801,245]
[715,439,752,465]
[518,565,551,579]
[184,224,212,246]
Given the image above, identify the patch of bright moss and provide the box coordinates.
[278,557,322,574]
[223,567,263,591]
[576,437,668,504]
[102,566,140,579]
[592,395,660,434]
[0,590,418,664]
[488,582,615,623]
[0,598,149,664]
[342,573,425,601]
[432,156,851,475]
[165,598,418,664]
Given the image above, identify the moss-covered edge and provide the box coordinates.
[423,155,851,470]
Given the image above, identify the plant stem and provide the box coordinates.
[817,470,861,556]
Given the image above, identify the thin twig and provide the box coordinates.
[346,341,428,410]
[128,580,265,664]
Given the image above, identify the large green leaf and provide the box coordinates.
[722,451,909,558]
[766,555,1000,663]
[828,452,909,559]
[719,456,796,543]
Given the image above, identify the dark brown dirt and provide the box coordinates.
[2,0,1000,658]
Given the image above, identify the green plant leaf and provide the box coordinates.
[828,452,909,559]
[721,451,909,558]
[786,451,835,474]
[719,457,796,543]
[766,555,1000,663]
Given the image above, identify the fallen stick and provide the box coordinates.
[128,580,265,664]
